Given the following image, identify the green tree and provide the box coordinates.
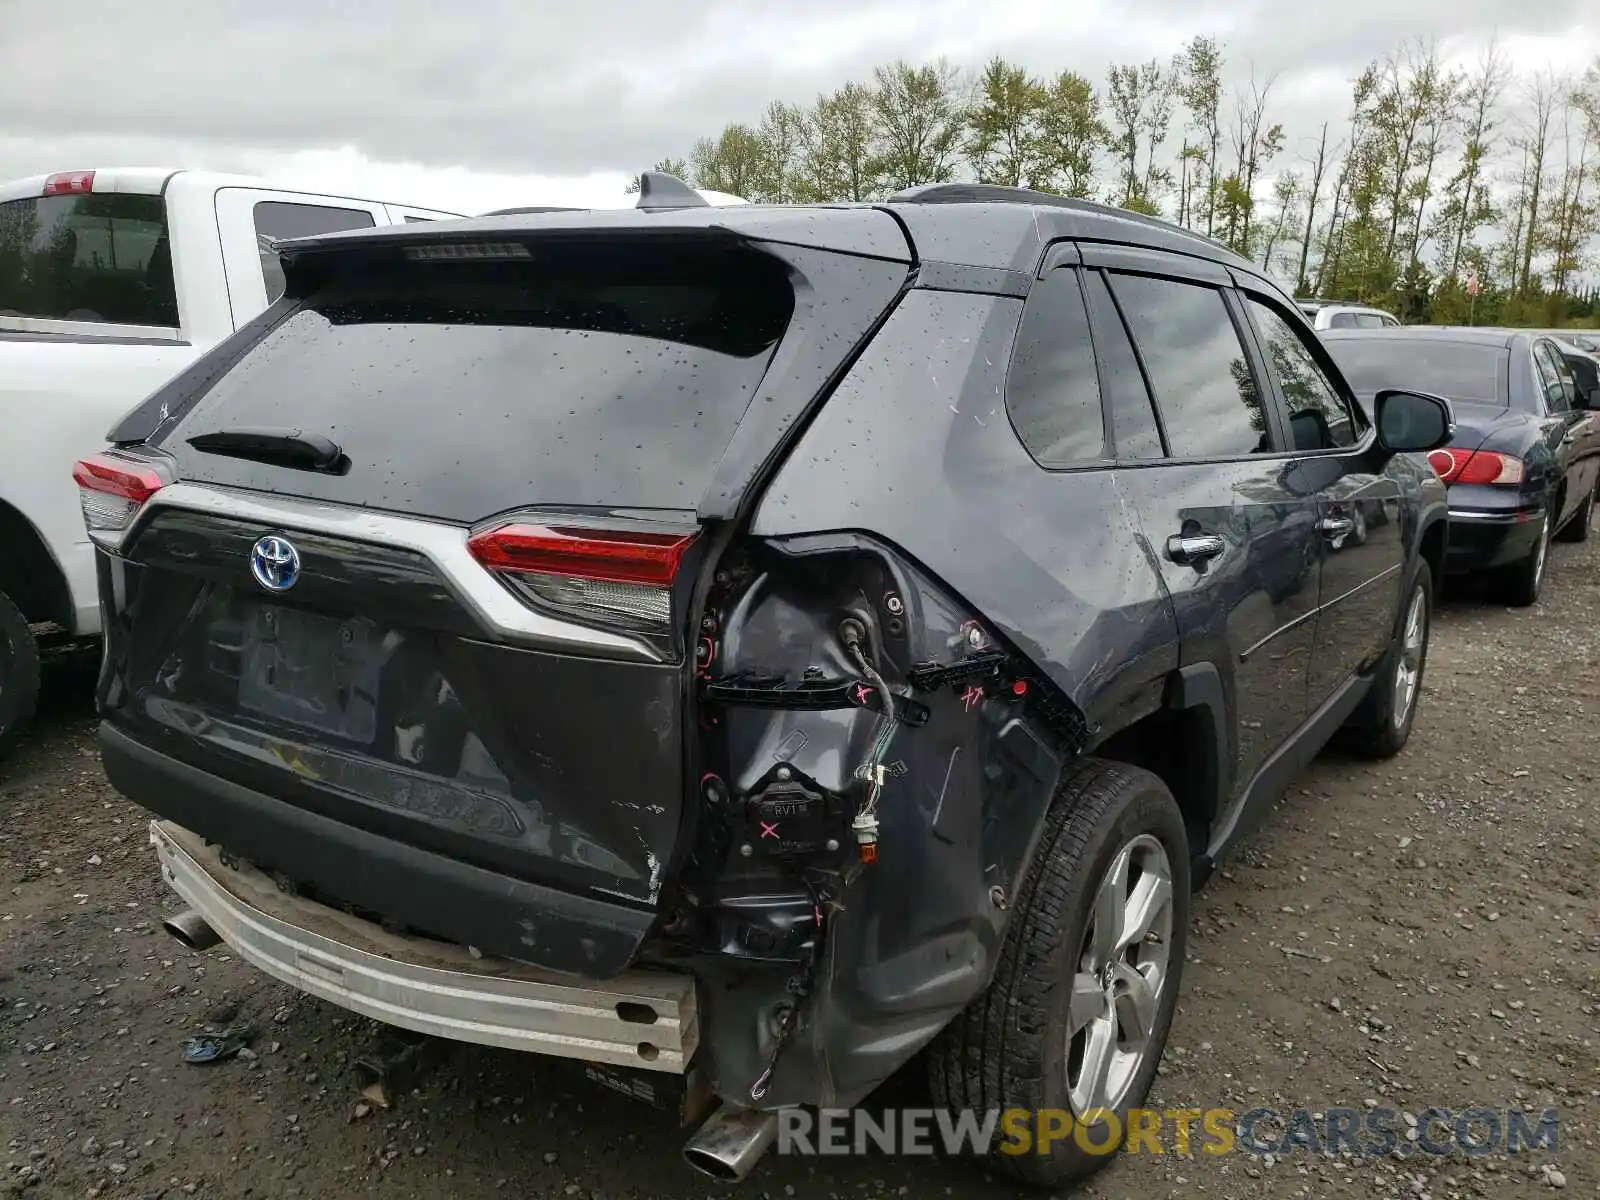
[1174,36,1225,234]
[1258,169,1303,277]
[793,83,879,202]
[1106,59,1174,212]
[1429,38,1510,281]
[870,59,967,191]
[689,125,768,197]
[1510,70,1561,295]
[752,101,805,203]
[1295,123,1336,293]
[1220,74,1283,256]
[1037,70,1105,198]
[1315,63,1380,298]
[1543,82,1598,293]
[965,57,1047,187]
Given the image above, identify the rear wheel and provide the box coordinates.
[1555,480,1595,544]
[1341,565,1431,760]
[0,590,41,763]
[927,758,1189,1190]
[1494,513,1551,607]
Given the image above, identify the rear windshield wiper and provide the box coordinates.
[185,427,347,474]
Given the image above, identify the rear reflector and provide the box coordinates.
[467,523,697,634]
[73,452,170,541]
[1427,447,1524,485]
[43,171,95,196]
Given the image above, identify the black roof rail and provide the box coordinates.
[481,205,587,216]
[636,171,708,212]
[885,182,1234,256]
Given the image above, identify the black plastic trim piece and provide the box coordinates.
[913,260,1033,297]
[1165,662,1230,821]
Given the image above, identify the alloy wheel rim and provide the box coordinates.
[1392,585,1427,730]
[1067,834,1174,1119]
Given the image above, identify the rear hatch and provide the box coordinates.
[90,224,909,975]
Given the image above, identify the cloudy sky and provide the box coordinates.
[1,0,1595,214]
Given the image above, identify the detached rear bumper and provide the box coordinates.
[150,820,698,1073]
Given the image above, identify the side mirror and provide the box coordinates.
[1289,409,1333,451]
[1583,385,1600,411]
[1374,389,1454,454]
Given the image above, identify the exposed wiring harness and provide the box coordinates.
[841,618,899,864]
[747,619,900,1103]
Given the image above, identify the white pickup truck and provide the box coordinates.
[0,167,460,757]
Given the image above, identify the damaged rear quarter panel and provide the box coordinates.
[717,287,1179,1107]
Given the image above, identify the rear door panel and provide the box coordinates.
[1098,263,1320,818]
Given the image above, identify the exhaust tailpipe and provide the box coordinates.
[163,909,221,952]
[683,1106,780,1181]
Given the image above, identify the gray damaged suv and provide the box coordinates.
[81,177,1452,1188]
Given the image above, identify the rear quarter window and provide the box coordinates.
[1005,268,1106,465]
[0,192,177,326]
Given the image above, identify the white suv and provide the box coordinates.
[1298,300,1401,330]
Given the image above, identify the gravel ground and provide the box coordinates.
[2,532,1596,1199]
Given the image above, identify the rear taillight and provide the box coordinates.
[467,522,697,633]
[1427,447,1524,485]
[73,452,170,542]
[43,170,95,196]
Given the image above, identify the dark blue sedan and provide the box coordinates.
[1323,326,1600,606]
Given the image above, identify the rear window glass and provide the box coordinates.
[1324,339,1508,405]
[161,239,795,521]
[0,192,177,326]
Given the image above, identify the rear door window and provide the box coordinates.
[1109,273,1271,458]
[1533,342,1579,413]
[0,192,177,327]
[161,237,796,522]
[253,202,378,304]
[1082,270,1164,459]
[1005,268,1107,466]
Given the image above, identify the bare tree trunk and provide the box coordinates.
[1297,124,1332,292]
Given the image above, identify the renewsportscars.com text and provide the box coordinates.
[776,1106,1561,1160]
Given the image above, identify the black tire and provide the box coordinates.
[1554,480,1595,544]
[0,590,41,764]
[1340,563,1432,760]
[1493,512,1551,607]
[928,757,1190,1190]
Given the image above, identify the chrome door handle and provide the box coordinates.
[1166,534,1225,565]
[1319,516,1355,539]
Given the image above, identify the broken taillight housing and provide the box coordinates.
[466,522,698,635]
[72,451,172,545]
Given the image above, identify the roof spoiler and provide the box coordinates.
[636,172,707,212]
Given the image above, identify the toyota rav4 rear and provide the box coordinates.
[86,186,1447,1190]
[85,199,1078,1178]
